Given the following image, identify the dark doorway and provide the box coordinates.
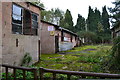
[55,36,59,53]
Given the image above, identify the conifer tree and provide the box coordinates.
[75,14,85,32]
[62,9,74,31]
[102,6,110,34]
[94,8,102,33]
[87,6,96,32]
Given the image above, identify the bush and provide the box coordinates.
[20,52,32,66]
[105,36,120,72]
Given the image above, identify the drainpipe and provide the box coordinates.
[39,23,42,61]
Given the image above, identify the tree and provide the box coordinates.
[94,8,102,33]
[41,8,64,25]
[109,1,120,26]
[54,8,64,25]
[61,9,74,31]
[87,6,102,33]
[77,31,99,44]
[102,6,110,34]
[31,0,45,8]
[87,6,95,32]
[107,1,120,70]
[41,9,54,23]
[75,14,86,32]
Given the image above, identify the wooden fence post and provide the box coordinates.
[33,69,37,80]
[53,73,56,80]
[40,68,44,80]
[67,74,71,80]
[23,70,26,80]
[5,67,8,80]
[13,69,16,80]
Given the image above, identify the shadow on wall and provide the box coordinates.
[59,42,73,51]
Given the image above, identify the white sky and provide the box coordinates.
[41,0,115,25]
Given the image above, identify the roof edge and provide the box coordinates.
[26,2,44,10]
[41,20,59,27]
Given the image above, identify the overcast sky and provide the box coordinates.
[41,0,115,25]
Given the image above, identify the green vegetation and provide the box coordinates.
[35,45,112,73]
[2,69,34,79]
[103,37,120,73]
[3,45,119,79]
[109,1,120,27]
[20,52,32,66]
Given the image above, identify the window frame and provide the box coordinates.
[12,4,23,34]
[12,3,39,36]
[31,13,39,35]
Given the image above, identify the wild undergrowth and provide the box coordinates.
[35,45,112,73]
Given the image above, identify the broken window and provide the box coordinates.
[12,4,38,35]
[12,4,23,34]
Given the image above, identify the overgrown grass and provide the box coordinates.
[35,45,112,74]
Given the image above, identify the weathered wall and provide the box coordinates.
[0,2,2,62]
[41,22,55,54]
[2,2,41,66]
[0,2,2,78]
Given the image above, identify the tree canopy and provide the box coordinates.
[75,14,86,32]
[109,1,120,27]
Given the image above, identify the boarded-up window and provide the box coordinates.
[31,13,38,35]
[23,9,31,35]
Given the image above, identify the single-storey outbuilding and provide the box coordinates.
[41,20,81,54]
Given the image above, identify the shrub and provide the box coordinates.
[105,36,120,71]
[20,52,32,66]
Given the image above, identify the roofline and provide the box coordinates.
[26,2,44,10]
[59,27,78,36]
[41,20,59,27]
[41,20,78,36]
